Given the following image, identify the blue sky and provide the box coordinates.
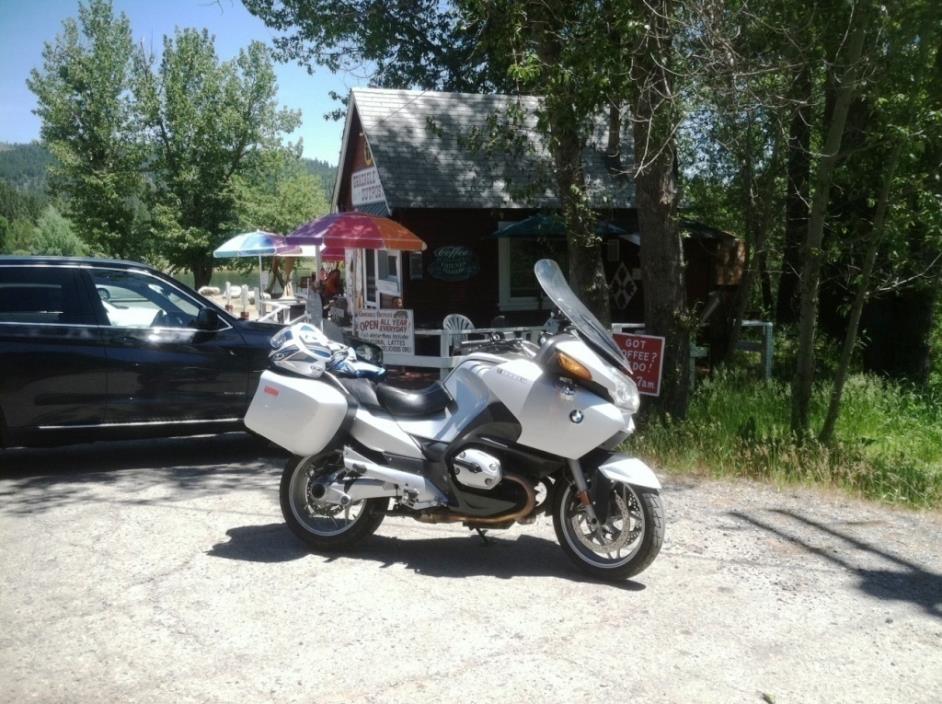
[0,0,357,163]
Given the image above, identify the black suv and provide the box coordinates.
[0,256,377,448]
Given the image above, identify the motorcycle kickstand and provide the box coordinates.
[473,528,490,546]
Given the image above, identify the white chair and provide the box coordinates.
[442,313,475,354]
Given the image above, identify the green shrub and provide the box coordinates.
[632,370,942,507]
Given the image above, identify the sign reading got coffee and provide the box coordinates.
[429,245,480,282]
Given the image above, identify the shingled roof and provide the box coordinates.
[336,87,635,211]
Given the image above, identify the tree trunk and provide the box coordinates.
[791,15,868,436]
[776,66,811,325]
[758,251,774,314]
[630,0,689,418]
[606,102,622,170]
[724,127,781,365]
[548,104,610,322]
[555,124,611,323]
[192,260,213,290]
[819,142,901,443]
[721,116,758,365]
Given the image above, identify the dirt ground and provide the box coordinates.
[1,434,940,703]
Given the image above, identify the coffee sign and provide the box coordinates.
[429,245,480,281]
[612,333,665,396]
[354,308,415,355]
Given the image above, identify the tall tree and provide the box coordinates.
[31,206,89,256]
[776,65,812,325]
[776,1,824,326]
[791,4,869,435]
[622,0,690,416]
[820,6,942,440]
[681,0,796,357]
[232,150,331,234]
[133,30,300,287]
[27,0,146,258]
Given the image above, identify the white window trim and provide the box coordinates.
[497,233,540,312]
[358,248,401,307]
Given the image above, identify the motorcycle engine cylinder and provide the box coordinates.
[452,449,503,491]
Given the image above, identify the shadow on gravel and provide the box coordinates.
[208,522,648,590]
[208,523,309,562]
[0,433,286,515]
[729,509,942,619]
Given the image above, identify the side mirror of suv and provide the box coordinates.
[196,308,220,331]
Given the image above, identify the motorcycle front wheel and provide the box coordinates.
[280,453,387,551]
[552,479,664,581]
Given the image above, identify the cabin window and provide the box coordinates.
[498,226,568,311]
[378,250,399,285]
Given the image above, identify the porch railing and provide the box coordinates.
[384,320,774,384]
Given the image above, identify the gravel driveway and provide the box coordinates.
[1,434,939,703]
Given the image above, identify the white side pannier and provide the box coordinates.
[244,370,349,456]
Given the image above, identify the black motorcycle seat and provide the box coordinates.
[337,377,381,409]
[375,381,453,417]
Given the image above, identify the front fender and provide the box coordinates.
[598,454,661,491]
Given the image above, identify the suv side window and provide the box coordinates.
[0,266,97,325]
[90,269,202,329]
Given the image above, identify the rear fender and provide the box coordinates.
[598,454,661,491]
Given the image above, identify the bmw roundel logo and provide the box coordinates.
[569,410,584,424]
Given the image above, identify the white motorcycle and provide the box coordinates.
[245,259,663,580]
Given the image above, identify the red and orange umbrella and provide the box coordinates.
[287,212,427,252]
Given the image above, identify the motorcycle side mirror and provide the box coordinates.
[196,308,220,331]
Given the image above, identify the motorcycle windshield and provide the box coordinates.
[534,259,632,375]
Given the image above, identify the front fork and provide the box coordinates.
[567,458,602,530]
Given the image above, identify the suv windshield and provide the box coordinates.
[534,259,631,374]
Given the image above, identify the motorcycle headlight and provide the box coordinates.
[611,373,641,414]
[557,351,592,382]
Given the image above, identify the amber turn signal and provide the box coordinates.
[557,352,592,382]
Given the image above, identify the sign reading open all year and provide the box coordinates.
[612,333,666,397]
[354,308,415,356]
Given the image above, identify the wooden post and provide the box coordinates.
[257,255,265,316]
[314,246,323,329]
[439,330,450,380]
[762,322,774,381]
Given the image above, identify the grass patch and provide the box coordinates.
[633,371,942,508]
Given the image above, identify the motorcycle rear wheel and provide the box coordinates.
[552,479,663,581]
[280,454,387,551]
